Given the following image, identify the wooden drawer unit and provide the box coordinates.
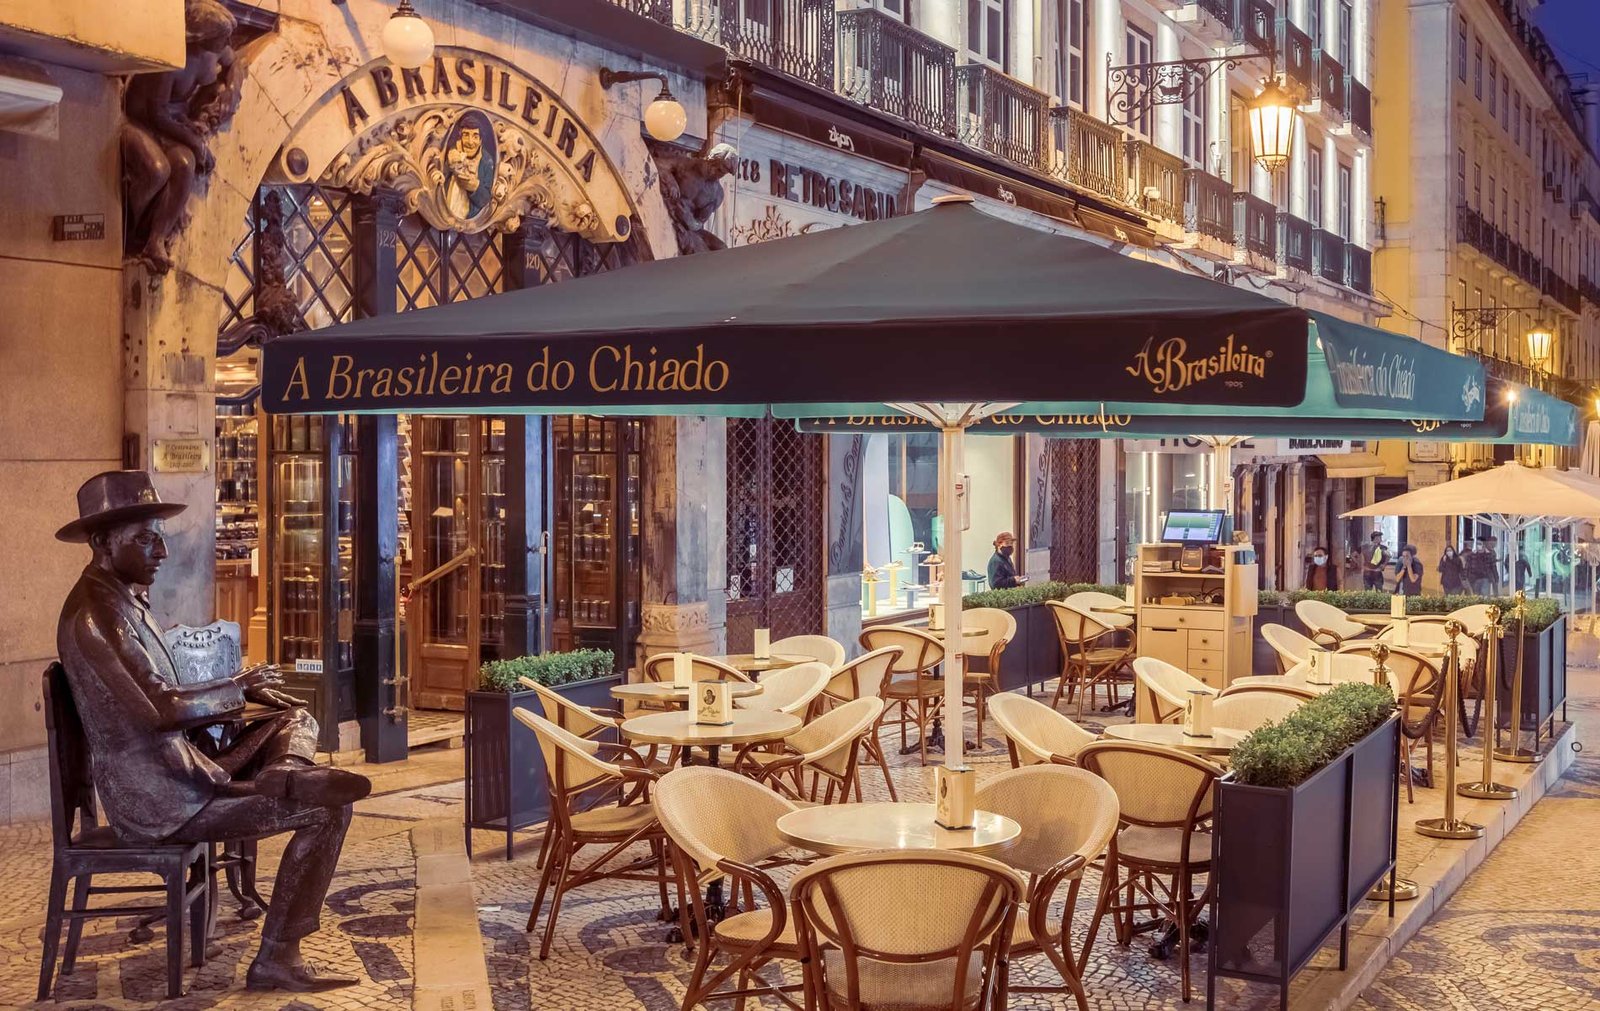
[1187,649,1226,687]
[1140,627,1189,669]
[1141,606,1226,631]
[1188,628,1225,651]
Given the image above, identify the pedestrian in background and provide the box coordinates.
[1362,531,1390,590]
[1439,545,1467,595]
[1396,544,1423,595]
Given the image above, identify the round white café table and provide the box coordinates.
[709,653,813,677]
[1101,722,1247,757]
[776,801,1021,857]
[611,681,764,705]
[621,709,800,766]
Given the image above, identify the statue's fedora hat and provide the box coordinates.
[56,471,186,543]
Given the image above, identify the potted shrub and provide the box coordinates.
[962,581,1128,694]
[464,648,621,861]
[1210,683,1399,1009]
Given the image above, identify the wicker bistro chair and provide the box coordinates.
[735,661,831,716]
[1294,599,1368,648]
[858,626,946,767]
[819,646,904,801]
[37,664,210,1002]
[1131,657,1209,725]
[959,607,1016,745]
[653,767,813,1011]
[1078,740,1224,1003]
[1211,690,1304,733]
[512,709,672,959]
[734,697,885,804]
[1259,623,1318,674]
[771,634,848,669]
[1218,679,1322,702]
[643,652,754,684]
[975,765,1121,1011]
[1046,601,1135,718]
[1065,590,1137,660]
[1339,644,1443,802]
[1377,617,1479,682]
[790,849,1026,1011]
[987,693,1097,767]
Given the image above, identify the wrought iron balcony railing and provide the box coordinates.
[1234,191,1276,259]
[683,0,835,90]
[1348,78,1372,137]
[1184,168,1234,242]
[1126,140,1183,223]
[956,64,1050,170]
[1314,49,1346,118]
[1281,20,1314,97]
[1195,0,1234,28]
[1346,243,1372,294]
[1314,228,1346,285]
[1048,106,1125,202]
[836,9,956,136]
[1279,211,1313,272]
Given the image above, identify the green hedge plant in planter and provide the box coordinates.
[1211,683,1401,1006]
[465,648,621,860]
[959,582,1128,692]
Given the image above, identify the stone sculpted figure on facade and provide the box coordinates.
[651,141,737,254]
[55,472,370,992]
[121,0,242,273]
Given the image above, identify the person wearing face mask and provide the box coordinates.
[1439,545,1467,595]
[987,531,1026,590]
[1303,545,1339,591]
[1396,544,1424,596]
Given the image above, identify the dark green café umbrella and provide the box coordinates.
[260,196,1486,767]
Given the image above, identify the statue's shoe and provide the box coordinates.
[254,764,372,807]
[245,957,360,992]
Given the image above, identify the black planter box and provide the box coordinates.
[463,674,623,860]
[1495,615,1567,738]
[965,603,1063,694]
[1252,604,1292,674]
[1209,716,1400,1009]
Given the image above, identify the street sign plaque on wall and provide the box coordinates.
[151,439,208,473]
[51,214,105,241]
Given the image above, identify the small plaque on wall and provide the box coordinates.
[1409,442,1448,463]
[52,214,105,241]
[152,438,209,473]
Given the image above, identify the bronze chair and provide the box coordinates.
[37,663,211,1001]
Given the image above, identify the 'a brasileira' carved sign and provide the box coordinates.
[274,48,635,242]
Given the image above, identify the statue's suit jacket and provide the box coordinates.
[56,565,245,842]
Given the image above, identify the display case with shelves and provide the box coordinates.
[551,417,641,666]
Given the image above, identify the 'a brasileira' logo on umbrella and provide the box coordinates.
[1124,336,1269,394]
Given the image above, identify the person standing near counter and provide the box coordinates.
[987,531,1026,590]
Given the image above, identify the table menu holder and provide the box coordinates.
[934,765,975,829]
[1182,689,1216,738]
[692,680,733,726]
[754,628,771,660]
[671,652,693,688]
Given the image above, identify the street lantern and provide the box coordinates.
[1526,325,1553,370]
[1248,80,1297,173]
[382,0,435,70]
[642,84,688,143]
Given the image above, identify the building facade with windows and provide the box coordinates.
[1373,0,1600,590]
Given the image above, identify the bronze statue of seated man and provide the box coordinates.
[55,471,372,992]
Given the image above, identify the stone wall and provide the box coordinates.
[0,66,126,822]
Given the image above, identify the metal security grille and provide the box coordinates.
[1050,439,1100,582]
[726,415,825,651]
[396,219,507,310]
[218,206,256,333]
[276,186,358,328]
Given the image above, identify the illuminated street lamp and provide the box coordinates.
[1526,325,1553,371]
[1248,80,1297,174]
[382,0,435,69]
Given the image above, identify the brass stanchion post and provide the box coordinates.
[1366,641,1419,902]
[1458,605,1518,800]
[1495,590,1541,764]
[1416,621,1485,840]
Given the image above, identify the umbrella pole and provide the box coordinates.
[940,423,967,771]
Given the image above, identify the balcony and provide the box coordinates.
[1126,140,1184,223]
[1236,0,1274,49]
[1280,21,1314,97]
[1346,244,1372,294]
[1543,270,1581,313]
[1348,78,1372,139]
[1234,192,1277,259]
[1279,211,1313,272]
[956,64,1050,170]
[1455,203,1484,249]
[1313,50,1346,119]
[1314,228,1347,285]
[1049,106,1125,203]
[1184,168,1234,243]
[836,9,956,136]
[685,0,835,90]
[1172,0,1235,45]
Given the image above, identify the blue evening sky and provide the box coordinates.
[1533,0,1600,95]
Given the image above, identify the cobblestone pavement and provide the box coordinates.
[1355,670,1600,1011]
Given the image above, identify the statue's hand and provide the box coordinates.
[245,685,300,710]
[233,663,283,693]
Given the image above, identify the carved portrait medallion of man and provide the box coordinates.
[440,110,497,221]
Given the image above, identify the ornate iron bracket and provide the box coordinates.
[1449,304,1543,354]
[1105,50,1265,129]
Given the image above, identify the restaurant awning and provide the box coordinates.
[743,86,915,168]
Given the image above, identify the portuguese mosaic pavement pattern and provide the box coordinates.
[0,674,1593,1009]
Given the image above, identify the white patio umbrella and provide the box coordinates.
[1343,461,1600,532]
[1581,421,1600,480]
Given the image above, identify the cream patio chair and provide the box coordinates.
[790,849,1025,1011]
[1211,689,1303,733]
[1295,599,1368,648]
[512,709,670,959]
[1260,622,1319,674]
[1132,657,1210,725]
[1445,603,1496,638]
[734,697,885,804]
[987,692,1097,767]
[642,651,753,684]
[1078,740,1223,1003]
[1047,601,1134,718]
[819,646,903,800]
[1218,678,1322,702]
[1339,644,1442,802]
[859,626,945,767]
[653,766,811,1011]
[771,634,847,669]
[734,661,830,716]
[975,765,1120,1011]
[960,606,1016,745]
